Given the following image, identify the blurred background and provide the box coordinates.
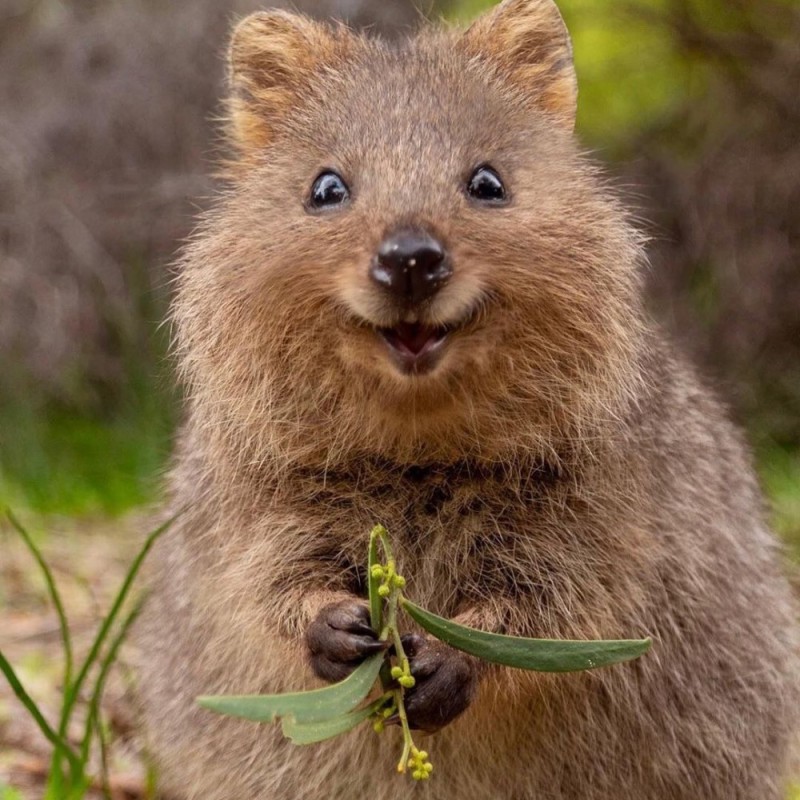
[0,0,798,796]
[0,0,798,544]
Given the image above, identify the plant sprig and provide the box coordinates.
[366,524,428,777]
[200,524,652,781]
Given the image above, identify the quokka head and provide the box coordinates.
[175,0,645,472]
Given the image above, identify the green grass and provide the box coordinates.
[0,410,171,516]
[0,359,175,516]
[0,276,176,516]
[759,445,800,562]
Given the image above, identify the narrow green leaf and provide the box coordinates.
[63,517,173,728]
[80,598,145,763]
[281,696,386,745]
[368,528,395,690]
[198,652,383,724]
[6,510,73,697]
[367,527,383,632]
[402,599,651,672]
[0,650,81,774]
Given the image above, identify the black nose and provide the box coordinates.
[370,229,451,306]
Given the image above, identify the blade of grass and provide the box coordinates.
[61,517,173,730]
[80,599,145,763]
[0,650,81,775]
[5,510,73,698]
[94,711,112,800]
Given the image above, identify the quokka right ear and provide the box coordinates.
[459,0,577,129]
[227,11,353,153]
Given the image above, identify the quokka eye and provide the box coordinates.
[466,165,507,204]
[309,170,350,210]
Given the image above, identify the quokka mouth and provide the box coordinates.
[377,321,452,375]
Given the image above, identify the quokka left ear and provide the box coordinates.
[459,0,577,129]
[227,10,355,154]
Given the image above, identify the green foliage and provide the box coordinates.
[281,696,389,745]
[200,525,650,782]
[759,445,800,561]
[0,288,176,517]
[198,654,384,724]
[402,598,650,670]
[0,511,171,800]
[448,0,697,148]
[0,381,174,516]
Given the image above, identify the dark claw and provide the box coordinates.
[350,622,380,637]
[323,602,372,633]
[306,600,386,682]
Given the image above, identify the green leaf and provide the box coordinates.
[198,652,384,724]
[367,526,383,632]
[80,598,145,763]
[6,510,74,701]
[281,696,386,745]
[63,517,174,728]
[402,599,651,672]
[0,650,81,775]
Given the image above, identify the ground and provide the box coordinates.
[0,516,150,800]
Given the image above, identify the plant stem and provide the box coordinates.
[393,686,415,774]
[369,525,419,774]
[388,598,418,773]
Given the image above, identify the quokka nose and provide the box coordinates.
[370,229,452,306]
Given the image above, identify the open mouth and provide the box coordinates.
[377,321,451,375]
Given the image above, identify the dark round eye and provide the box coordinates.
[309,170,350,210]
[467,165,507,203]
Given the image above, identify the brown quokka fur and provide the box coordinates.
[136,1,799,797]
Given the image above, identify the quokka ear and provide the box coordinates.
[227,10,352,152]
[460,0,577,129]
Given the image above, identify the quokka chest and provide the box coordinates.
[288,459,561,613]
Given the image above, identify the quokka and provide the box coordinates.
[137,1,799,797]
